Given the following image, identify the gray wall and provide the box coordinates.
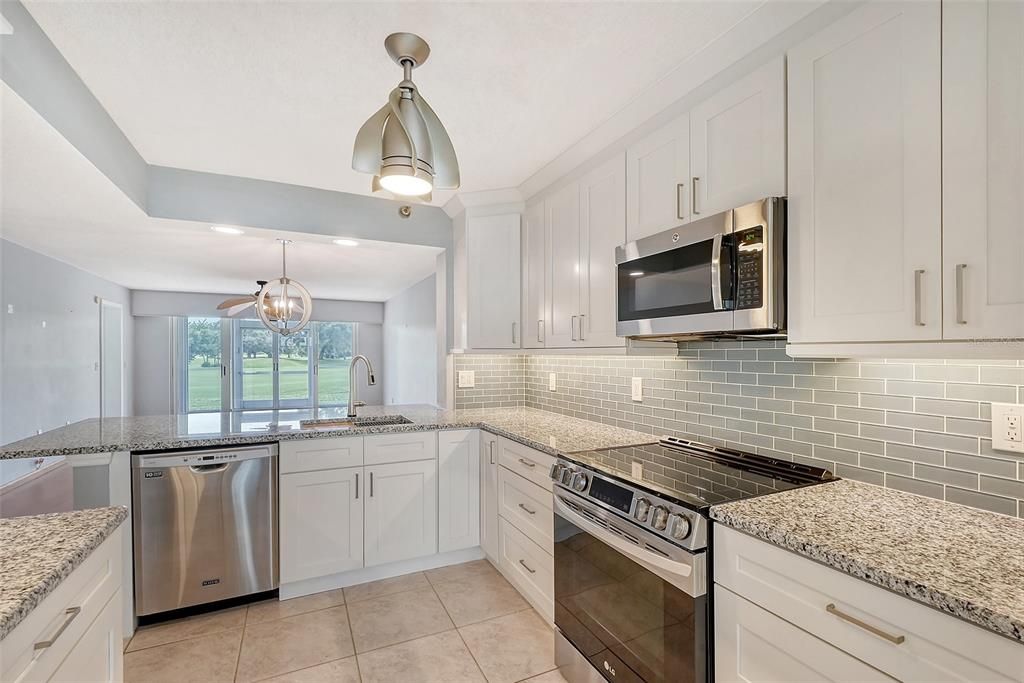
[1,239,134,444]
[356,323,384,406]
[383,275,438,406]
[454,344,1024,518]
[133,316,174,416]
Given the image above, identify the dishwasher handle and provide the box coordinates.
[189,463,230,474]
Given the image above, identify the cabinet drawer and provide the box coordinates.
[498,517,553,622]
[498,467,553,551]
[498,438,554,491]
[49,591,123,683]
[280,437,363,473]
[1,529,123,683]
[714,526,1023,682]
[364,432,437,466]
[715,586,895,682]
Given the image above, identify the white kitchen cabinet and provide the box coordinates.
[279,436,362,474]
[280,467,363,583]
[714,525,1024,682]
[437,430,480,553]
[787,1,942,345]
[498,517,554,623]
[545,180,582,347]
[364,459,438,567]
[48,591,123,683]
[715,587,894,683]
[579,153,627,348]
[467,213,521,349]
[522,200,546,348]
[689,57,786,218]
[626,112,690,242]
[364,431,437,466]
[480,432,500,561]
[942,0,1024,340]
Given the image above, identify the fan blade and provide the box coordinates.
[386,87,417,169]
[225,301,255,317]
[217,296,256,310]
[352,98,392,174]
[414,94,459,188]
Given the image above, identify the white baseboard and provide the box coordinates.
[279,546,486,600]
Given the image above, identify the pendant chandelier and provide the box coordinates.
[256,240,312,336]
[352,32,460,200]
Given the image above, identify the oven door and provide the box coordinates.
[615,210,735,339]
[552,491,708,683]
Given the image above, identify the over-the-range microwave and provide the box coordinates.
[615,197,786,341]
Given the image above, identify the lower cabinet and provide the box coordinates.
[364,459,438,567]
[480,432,500,561]
[280,467,363,583]
[49,591,124,683]
[438,430,480,553]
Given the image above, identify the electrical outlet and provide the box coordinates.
[631,461,644,479]
[631,377,643,402]
[991,402,1024,453]
[457,370,475,388]
[549,373,557,391]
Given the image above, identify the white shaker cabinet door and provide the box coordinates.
[942,0,1024,340]
[467,213,521,349]
[580,153,627,348]
[714,587,895,683]
[437,430,480,553]
[522,200,547,348]
[689,56,786,218]
[49,592,124,683]
[480,432,500,561]
[787,1,942,344]
[545,181,583,347]
[364,459,438,567]
[626,111,690,243]
[280,467,363,583]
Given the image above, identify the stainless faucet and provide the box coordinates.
[348,354,377,417]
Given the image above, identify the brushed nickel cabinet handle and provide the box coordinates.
[489,441,496,465]
[518,457,537,469]
[579,314,586,341]
[914,269,925,326]
[537,319,543,343]
[512,322,518,344]
[692,177,701,215]
[519,559,537,574]
[518,503,537,515]
[355,472,359,500]
[369,471,374,497]
[676,183,686,219]
[826,603,905,645]
[34,607,82,651]
[955,263,967,324]
[571,315,578,341]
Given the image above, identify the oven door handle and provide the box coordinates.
[710,233,725,311]
[553,495,703,596]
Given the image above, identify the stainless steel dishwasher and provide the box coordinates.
[132,444,278,616]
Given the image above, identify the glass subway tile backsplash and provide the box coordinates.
[453,341,1024,518]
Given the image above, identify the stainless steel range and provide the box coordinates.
[550,438,834,683]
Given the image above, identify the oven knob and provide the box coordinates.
[571,471,589,492]
[560,468,574,486]
[651,505,669,531]
[633,497,651,522]
[669,514,692,541]
[550,463,566,482]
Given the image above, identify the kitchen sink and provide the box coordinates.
[299,415,413,430]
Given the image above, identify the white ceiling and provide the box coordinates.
[23,1,762,205]
[0,86,441,302]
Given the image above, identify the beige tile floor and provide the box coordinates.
[124,559,568,683]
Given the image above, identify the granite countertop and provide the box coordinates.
[710,479,1024,643]
[0,405,656,461]
[0,507,128,641]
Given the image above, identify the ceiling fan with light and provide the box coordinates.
[215,239,312,335]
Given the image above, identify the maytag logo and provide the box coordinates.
[144,471,163,479]
[202,578,221,587]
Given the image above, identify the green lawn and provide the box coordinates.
[187,356,351,411]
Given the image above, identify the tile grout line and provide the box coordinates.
[342,595,364,683]
[424,569,492,680]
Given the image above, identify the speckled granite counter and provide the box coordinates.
[0,405,656,461]
[710,479,1024,642]
[0,507,127,640]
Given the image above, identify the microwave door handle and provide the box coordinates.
[710,233,724,311]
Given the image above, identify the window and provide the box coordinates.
[179,318,356,413]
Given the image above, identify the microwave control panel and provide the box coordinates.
[734,226,764,310]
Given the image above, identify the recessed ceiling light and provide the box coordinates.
[211,226,244,235]
[333,239,359,247]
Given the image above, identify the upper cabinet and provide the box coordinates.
[689,57,786,218]
[545,180,582,347]
[942,0,1024,340]
[626,113,690,243]
[579,154,627,347]
[466,213,521,349]
[521,201,546,348]
[787,1,943,345]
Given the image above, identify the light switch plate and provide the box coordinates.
[631,461,644,479]
[991,402,1024,453]
[457,370,475,388]
[631,377,643,402]
[549,373,557,391]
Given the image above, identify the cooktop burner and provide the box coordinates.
[562,436,836,512]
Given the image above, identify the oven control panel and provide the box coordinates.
[550,459,707,552]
